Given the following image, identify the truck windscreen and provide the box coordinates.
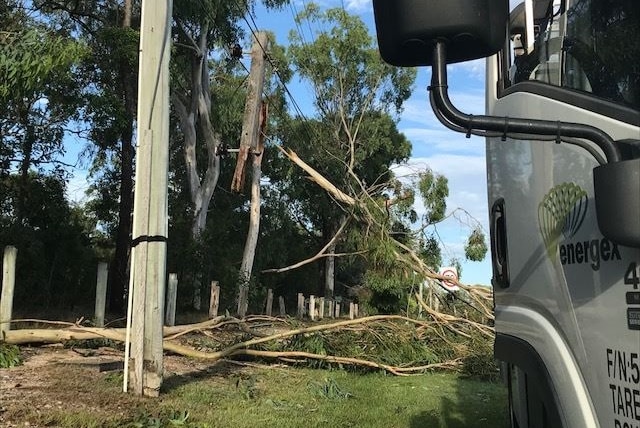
[509,0,639,111]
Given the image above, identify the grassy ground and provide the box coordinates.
[156,367,510,428]
[2,356,508,428]
[2,309,507,428]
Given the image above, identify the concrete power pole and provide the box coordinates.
[124,0,172,397]
[233,31,269,317]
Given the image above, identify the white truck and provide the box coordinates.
[372,1,640,427]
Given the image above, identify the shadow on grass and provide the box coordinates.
[410,379,509,428]
[161,360,253,393]
[409,409,442,427]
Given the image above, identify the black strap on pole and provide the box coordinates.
[131,235,168,248]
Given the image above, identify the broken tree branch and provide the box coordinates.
[276,146,356,206]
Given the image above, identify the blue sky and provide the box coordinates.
[248,0,495,285]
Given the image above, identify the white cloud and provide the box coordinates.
[321,0,372,13]
[403,127,485,156]
[344,0,371,13]
[449,59,486,80]
[401,88,485,126]
[448,90,486,115]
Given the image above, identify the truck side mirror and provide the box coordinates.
[594,155,640,248]
[373,0,510,67]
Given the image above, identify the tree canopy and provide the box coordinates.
[0,0,487,317]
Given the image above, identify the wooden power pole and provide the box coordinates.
[124,0,172,397]
[231,31,269,193]
[233,31,269,317]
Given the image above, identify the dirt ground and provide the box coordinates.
[0,345,217,427]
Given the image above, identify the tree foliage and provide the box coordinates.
[418,169,449,225]
[0,25,85,101]
[0,0,489,320]
[0,173,98,310]
[465,227,488,262]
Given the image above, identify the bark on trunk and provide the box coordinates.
[172,22,221,239]
[172,22,222,308]
[324,241,336,298]
[108,123,133,315]
[16,107,33,224]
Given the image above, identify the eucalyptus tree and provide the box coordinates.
[25,0,142,314]
[170,1,288,234]
[283,4,416,300]
[0,3,98,309]
[0,3,85,221]
[280,5,487,311]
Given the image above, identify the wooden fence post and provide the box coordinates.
[354,303,359,318]
[1,246,18,338]
[309,295,316,321]
[279,296,286,317]
[209,281,220,319]
[265,289,273,316]
[165,273,178,326]
[349,302,355,320]
[335,302,341,318]
[297,293,304,319]
[94,262,109,327]
[318,297,325,319]
[328,299,334,319]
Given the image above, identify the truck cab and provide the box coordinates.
[373,1,640,427]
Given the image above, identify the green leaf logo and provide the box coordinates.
[538,183,588,257]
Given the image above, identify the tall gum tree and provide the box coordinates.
[29,0,143,314]
[285,4,416,298]
[171,1,288,238]
[170,0,288,306]
[0,7,85,222]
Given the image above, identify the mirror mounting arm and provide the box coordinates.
[428,41,621,164]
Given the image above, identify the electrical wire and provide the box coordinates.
[240,5,323,150]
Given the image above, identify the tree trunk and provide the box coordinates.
[108,123,133,315]
[108,6,137,315]
[324,241,336,298]
[236,184,259,315]
[123,0,132,27]
[172,23,221,308]
[323,219,341,298]
[16,107,33,224]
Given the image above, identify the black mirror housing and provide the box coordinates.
[594,159,640,248]
[373,0,509,67]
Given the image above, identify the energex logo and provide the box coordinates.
[538,183,621,270]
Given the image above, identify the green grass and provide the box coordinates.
[7,365,508,428]
[153,368,508,428]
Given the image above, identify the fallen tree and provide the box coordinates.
[1,307,497,379]
[275,146,494,321]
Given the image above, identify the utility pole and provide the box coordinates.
[124,0,172,397]
[231,31,269,193]
[234,31,269,317]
